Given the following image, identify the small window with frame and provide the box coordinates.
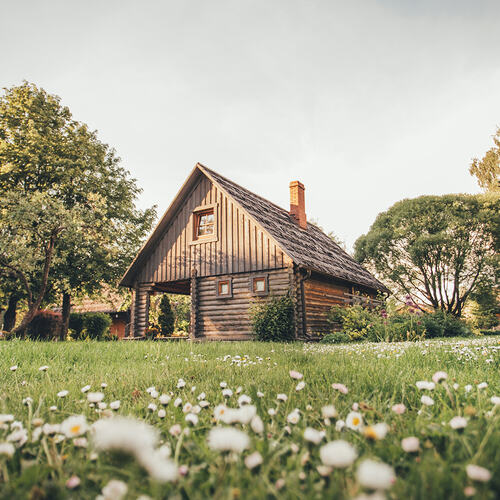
[250,275,268,296]
[195,209,215,237]
[216,278,232,298]
[190,203,218,244]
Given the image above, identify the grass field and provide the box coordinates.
[0,337,499,499]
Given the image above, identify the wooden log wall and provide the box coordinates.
[303,276,350,335]
[196,269,290,340]
[136,175,291,284]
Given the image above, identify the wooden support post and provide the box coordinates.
[132,283,153,337]
[288,264,302,339]
[190,267,198,340]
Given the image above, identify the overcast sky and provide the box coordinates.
[2,0,499,250]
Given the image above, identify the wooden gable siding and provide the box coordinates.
[136,175,290,284]
[303,276,351,335]
[195,269,291,339]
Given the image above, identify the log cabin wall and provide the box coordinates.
[195,269,291,340]
[135,175,291,284]
[303,274,351,335]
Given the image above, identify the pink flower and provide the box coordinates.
[332,383,348,394]
[289,370,303,380]
[392,404,406,415]
[65,476,81,489]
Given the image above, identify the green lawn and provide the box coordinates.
[0,338,499,499]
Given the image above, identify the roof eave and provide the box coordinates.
[119,165,204,287]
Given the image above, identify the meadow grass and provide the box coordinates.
[0,337,499,499]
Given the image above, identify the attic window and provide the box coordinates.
[190,203,218,244]
[196,209,214,237]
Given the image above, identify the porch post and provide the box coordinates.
[190,267,198,340]
[132,283,153,337]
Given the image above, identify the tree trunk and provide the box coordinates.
[12,235,56,336]
[4,293,19,331]
[61,292,71,341]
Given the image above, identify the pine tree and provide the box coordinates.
[158,294,175,335]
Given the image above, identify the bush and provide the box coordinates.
[250,295,294,342]
[69,313,85,339]
[481,329,500,335]
[320,332,351,344]
[68,312,111,340]
[158,294,175,335]
[327,305,381,341]
[26,310,62,340]
[421,310,472,338]
[381,313,426,342]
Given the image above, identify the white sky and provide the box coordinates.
[2,0,499,250]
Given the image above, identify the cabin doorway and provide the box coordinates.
[147,281,191,338]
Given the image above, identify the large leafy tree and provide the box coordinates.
[470,127,500,193]
[0,82,156,335]
[354,194,499,317]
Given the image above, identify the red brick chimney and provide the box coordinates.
[289,180,307,229]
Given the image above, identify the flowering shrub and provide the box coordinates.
[250,294,294,341]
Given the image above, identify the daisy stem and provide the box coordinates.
[1,460,8,483]
[174,431,185,465]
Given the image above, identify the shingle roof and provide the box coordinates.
[199,164,389,293]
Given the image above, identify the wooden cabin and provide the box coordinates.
[120,164,388,340]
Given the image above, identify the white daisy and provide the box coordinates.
[401,436,420,453]
[60,415,88,438]
[466,464,491,482]
[304,427,325,445]
[320,440,357,467]
[244,451,263,469]
[449,416,467,430]
[357,459,395,490]
[346,411,363,431]
[207,427,249,453]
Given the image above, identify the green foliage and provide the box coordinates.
[320,332,351,344]
[158,294,175,335]
[250,294,294,341]
[355,193,500,317]
[68,312,111,340]
[327,304,472,342]
[469,127,500,193]
[0,82,156,334]
[467,286,499,330]
[327,305,379,341]
[421,310,472,338]
[68,313,85,338]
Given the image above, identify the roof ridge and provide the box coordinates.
[198,163,294,217]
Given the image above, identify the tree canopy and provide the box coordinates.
[354,193,499,317]
[0,82,156,334]
[469,127,500,193]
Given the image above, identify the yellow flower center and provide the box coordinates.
[70,425,81,434]
[352,417,360,426]
[364,426,377,439]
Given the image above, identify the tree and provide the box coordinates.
[0,191,84,334]
[469,127,500,193]
[158,294,175,335]
[354,194,499,317]
[0,82,156,336]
